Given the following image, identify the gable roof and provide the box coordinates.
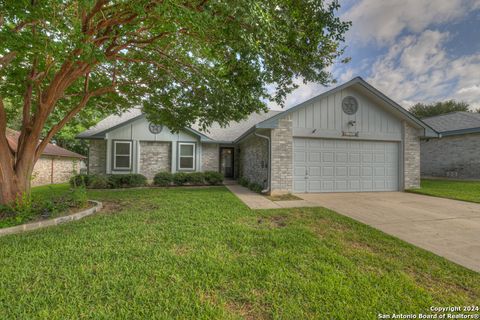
[77,77,439,142]
[6,129,85,159]
[255,77,439,138]
[77,107,281,143]
[422,112,480,136]
[191,110,282,142]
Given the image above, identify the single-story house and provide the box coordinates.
[77,77,438,194]
[421,111,480,179]
[6,129,85,186]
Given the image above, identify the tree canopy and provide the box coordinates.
[0,0,350,204]
[409,100,470,118]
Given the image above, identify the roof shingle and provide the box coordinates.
[6,129,85,159]
[422,112,480,133]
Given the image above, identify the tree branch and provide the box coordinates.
[34,85,115,160]
[0,52,16,70]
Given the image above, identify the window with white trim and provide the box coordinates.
[178,142,195,170]
[113,141,132,170]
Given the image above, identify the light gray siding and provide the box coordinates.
[421,133,480,179]
[290,87,402,141]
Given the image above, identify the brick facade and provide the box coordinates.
[31,156,81,186]
[139,141,171,179]
[238,135,269,188]
[270,116,293,194]
[403,121,421,189]
[88,140,106,174]
[201,143,219,172]
[421,133,480,179]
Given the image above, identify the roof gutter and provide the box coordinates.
[254,132,271,194]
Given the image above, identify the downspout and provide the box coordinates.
[254,132,271,194]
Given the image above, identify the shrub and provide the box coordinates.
[0,187,89,228]
[248,181,263,193]
[108,174,147,188]
[154,172,173,186]
[88,175,109,189]
[173,172,190,186]
[204,171,223,185]
[238,177,249,187]
[189,172,205,185]
[70,174,92,188]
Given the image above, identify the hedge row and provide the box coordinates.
[70,174,147,189]
[70,171,224,189]
[153,171,223,186]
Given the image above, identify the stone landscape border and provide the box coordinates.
[0,200,103,237]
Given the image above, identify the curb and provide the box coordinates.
[0,200,103,237]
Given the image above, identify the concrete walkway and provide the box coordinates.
[297,192,480,272]
[225,184,317,209]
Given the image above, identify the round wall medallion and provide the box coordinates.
[148,123,163,134]
[342,96,359,115]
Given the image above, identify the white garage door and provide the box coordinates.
[293,138,399,193]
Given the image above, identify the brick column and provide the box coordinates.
[403,122,421,189]
[270,116,293,194]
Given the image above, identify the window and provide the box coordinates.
[113,141,132,170]
[178,142,195,170]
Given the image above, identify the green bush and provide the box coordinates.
[189,172,205,185]
[108,174,147,188]
[238,177,249,187]
[204,171,224,185]
[248,181,263,193]
[0,187,89,228]
[89,175,109,189]
[70,174,92,188]
[154,172,173,186]
[173,172,190,186]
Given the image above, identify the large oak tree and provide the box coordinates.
[0,0,349,204]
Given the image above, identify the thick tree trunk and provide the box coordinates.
[0,138,35,205]
[0,173,30,205]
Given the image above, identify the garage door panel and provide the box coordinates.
[336,166,348,176]
[349,153,361,163]
[293,138,399,193]
[308,180,321,191]
[349,166,360,176]
[322,166,334,177]
[294,166,306,176]
[309,166,321,176]
[293,180,306,193]
[309,152,321,162]
[323,152,334,162]
[335,180,348,191]
[294,151,306,162]
[349,180,360,190]
[374,166,385,176]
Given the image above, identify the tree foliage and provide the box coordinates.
[0,0,350,203]
[409,100,470,118]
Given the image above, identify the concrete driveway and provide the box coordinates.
[296,192,480,272]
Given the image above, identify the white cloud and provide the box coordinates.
[367,30,480,109]
[344,0,480,45]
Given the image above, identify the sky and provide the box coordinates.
[270,0,480,111]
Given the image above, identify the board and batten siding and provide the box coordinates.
[104,116,201,174]
[290,87,403,141]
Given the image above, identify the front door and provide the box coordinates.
[220,147,234,178]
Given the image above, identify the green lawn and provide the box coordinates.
[408,179,480,203]
[0,186,478,319]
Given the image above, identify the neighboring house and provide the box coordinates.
[421,112,480,179]
[77,77,437,194]
[6,129,85,186]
